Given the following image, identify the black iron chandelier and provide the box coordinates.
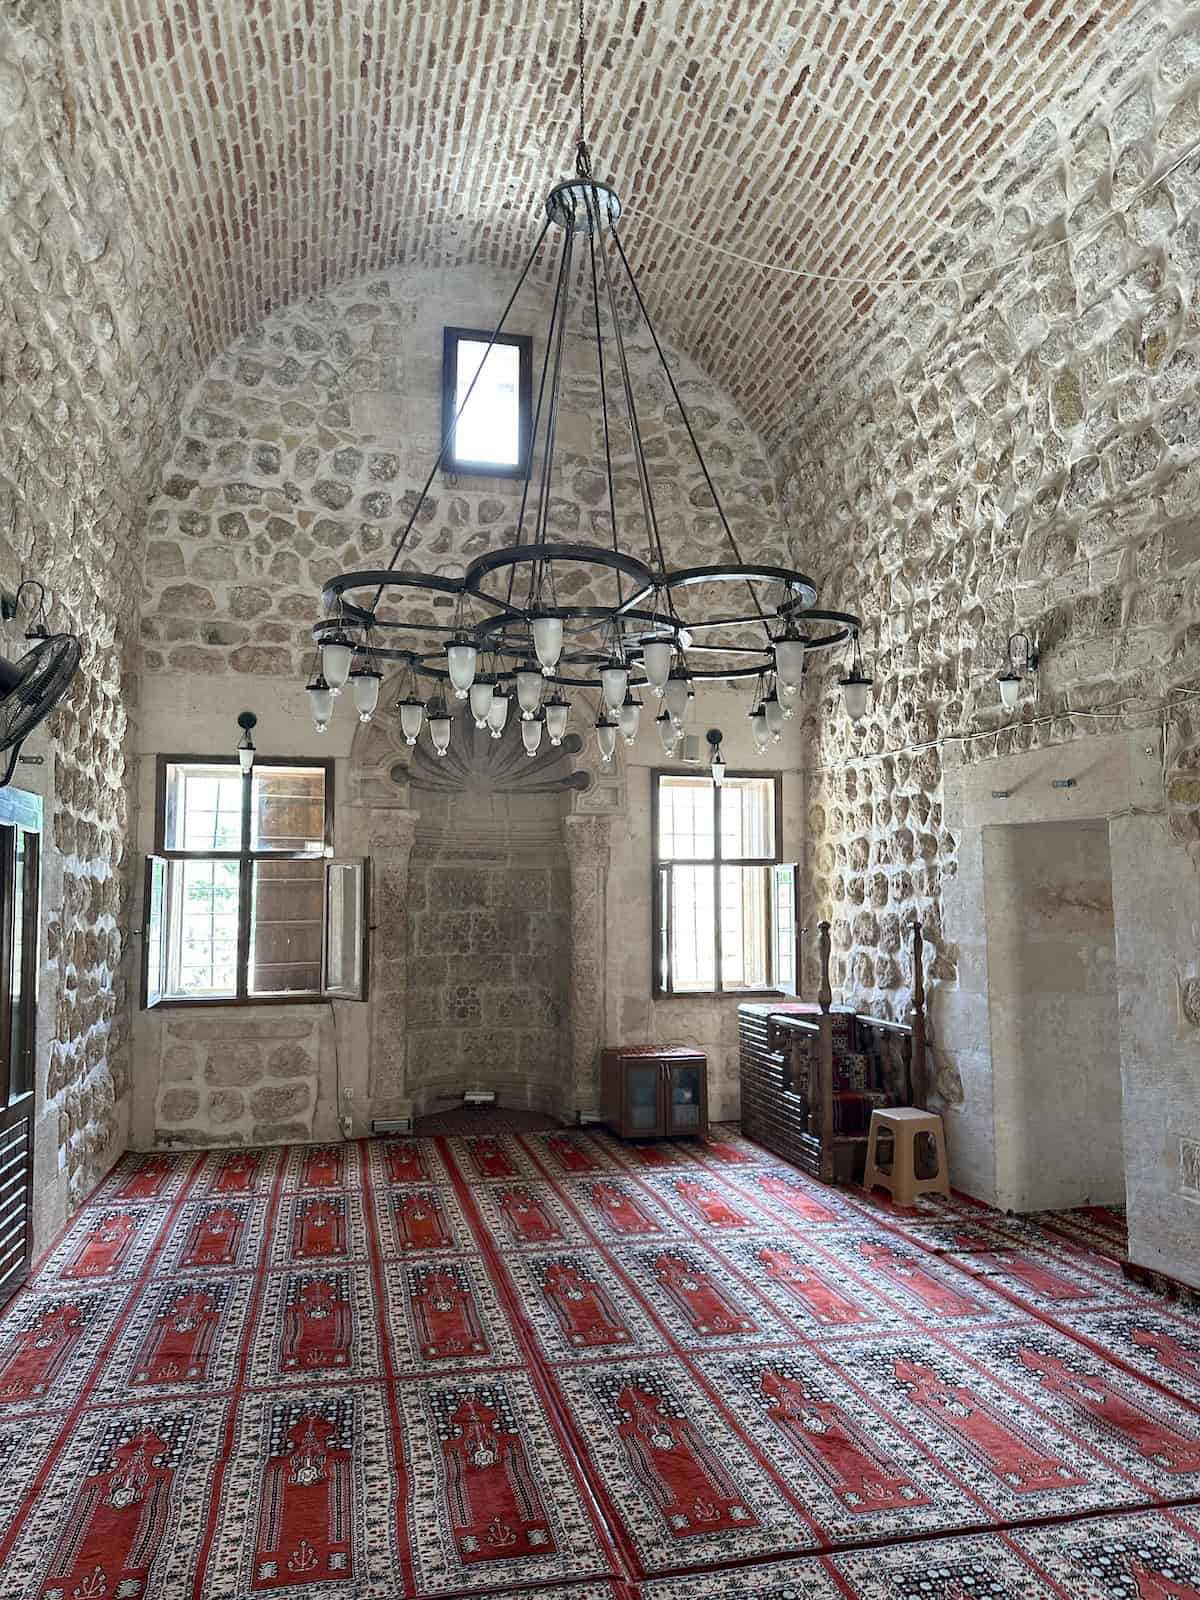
[304,12,867,761]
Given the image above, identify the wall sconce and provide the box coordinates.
[998,632,1039,710]
[839,631,873,723]
[706,727,725,787]
[236,711,257,772]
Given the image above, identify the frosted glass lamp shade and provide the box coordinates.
[428,708,452,756]
[237,737,256,773]
[516,666,543,719]
[399,698,425,746]
[321,636,353,692]
[656,709,678,755]
[601,663,628,713]
[469,681,495,728]
[763,691,785,742]
[487,688,511,739]
[711,750,725,787]
[351,669,382,722]
[774,635,805,692]
[596,717,617,762]
[545,697,570,745]
[306,676,334,729]
[532,615,564,672]
[618,693,641,745]
[663,672,690,724]
[749,706,770,753]
[642,639,673,693]
[521,716,543,757]
[998,671,1021,710]
[840,671,872,722]
[446,637,478,699]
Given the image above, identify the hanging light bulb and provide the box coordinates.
[516,663,543,720]
[601,660,628,713]
[663,669,690,726]
[427,698,452,756]
[642,638,673,695]
[763,687,785,742]
[656,709,678,755]
[321,631,354,693]
[618,690,641,746]
[545,692,570,746]
[595,713,618,763]
[748,703,770,754]
[488,683,511,740]
[773,626,806,696]
[706,729,725,788]
[306,673,333,732]
[351,668,382,722]
[531,614,564,673]
[446,633,478,699]
[469,680,495,728]
[399,697,425,746]
[521,713,544,757]
[236,711,257,773]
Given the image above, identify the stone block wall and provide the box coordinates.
[150,1009,330,1147]
[2,7,190,1241]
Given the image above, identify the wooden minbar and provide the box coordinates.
[600,1046,708,1140]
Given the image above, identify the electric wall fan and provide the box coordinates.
[0,583,81,787]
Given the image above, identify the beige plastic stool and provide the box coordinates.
[863,1107,950,1206]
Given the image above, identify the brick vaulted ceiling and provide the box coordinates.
[76,0,1136,447]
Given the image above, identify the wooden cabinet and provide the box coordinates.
[600,1047,708,1140]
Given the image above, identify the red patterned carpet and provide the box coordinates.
[1,1128,1199,1598]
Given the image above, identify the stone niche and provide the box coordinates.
[401,719,581,1118]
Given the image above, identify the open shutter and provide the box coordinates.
[653,863,672,995]
[323,858,368,1000]
[142,856,167,1008]
[771,862,799,995]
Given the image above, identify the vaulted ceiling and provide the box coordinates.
[75,0,1135,446]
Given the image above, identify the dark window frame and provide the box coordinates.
[651,768,795,998]
[441,326,534,479]
[147,755,335,1008]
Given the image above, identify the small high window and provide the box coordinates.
[653,772,798,996]
[142,758,367,1006]
[442,327,533,477]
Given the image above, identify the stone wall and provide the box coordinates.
[2,6,189,1245]
[782,4,1200,1278]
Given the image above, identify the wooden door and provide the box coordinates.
[0,815,39,1303]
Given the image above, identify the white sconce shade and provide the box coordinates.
[763,689,785,742]
[545,695,570,745]
[601,663,628,713]
[642,639,673,693]
[399,697,425,745]
[749,705,770,754]
[656,709,678,755]
[711,749,725,786]
[596,716,618,763]
[446,635,478,699]
[663,671,690,725]
[840,670,872,722]
[469,681,495,728]
[321,635,353,692]
[773,635,805,693]
[487,686,511,739]
[351,669,382,722]
[532,615,564,673]
[521,715,543,757]
[306,675,334,731]
[238,741,255,773]
[516,665,543,719]
[998,671,1021,710]
[618,693,641,745]
[428,704,452,756]
[236,711,257,773]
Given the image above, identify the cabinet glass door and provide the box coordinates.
[626,1062,661,1133]
[666,1062,703,1133]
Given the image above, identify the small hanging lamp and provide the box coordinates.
[236,711,257,773]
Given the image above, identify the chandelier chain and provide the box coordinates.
[585,185,624,608]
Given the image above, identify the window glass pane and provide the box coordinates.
[721,865,770,989]
[164,764,243,852]
[668,864,716,992]
[324,861,364,997]
[251,766,327,853]
[166,859,240,998]
[658,777,715,861]
[720,777,775,859]
[453,338,521,467]
[250,859,324,995]
[774,865,796,991]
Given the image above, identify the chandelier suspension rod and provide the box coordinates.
[509,219,576,608]
[368,214,554,617]
[594,203,673,606]
[529,225,577,606]
[610,226,770,632]
[584,184,624,608]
